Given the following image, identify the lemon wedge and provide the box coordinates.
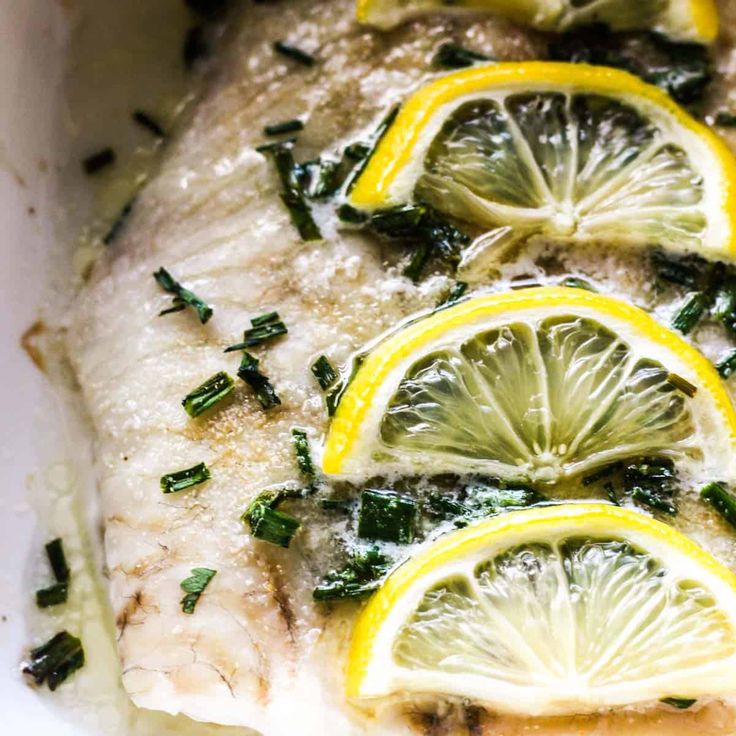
[356,0,719,43]
[322,287,736,483]
[347,503,736,715]
[349,63,736,270]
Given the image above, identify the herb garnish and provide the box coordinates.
[242,487,302,547]
[344,106,399,194]
[311,355,338,390]
[154,267,213,324]
[700,482,736,530]
[358,489,417,544]
[561,276,597,292]
[264,119,304,136]
[716,348,736,379]
[433,42,493,69]
[625,458,678,515]
[436,281,468,309]
[160,462,211,494]
[292,428,316,487]
[671,291,709,334]
[299,158,340,199]
[35,538,70,609]
[273,41,316,67]
[22,631,84,690]
[313,547,392,601]
[133,110,166,138]
[180,567,217,614]
[714,112,736,127]
[260,141,322,241]
[82,148,116,175]
[103,197,136,245]
[661,697,697,709]
[238,352,281,409]
[224,312,288,352]
[182,371,235,417]
[666,372,697,397]
[326,353,364,416]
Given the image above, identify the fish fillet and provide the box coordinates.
[66,1,736,734]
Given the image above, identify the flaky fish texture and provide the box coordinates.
[66,0,736,734]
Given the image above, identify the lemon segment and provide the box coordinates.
[356,0,719,43]
[349,63,736,262]
[322,287,736,483]
[347,503,736,714]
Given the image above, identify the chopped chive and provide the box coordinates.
[103,197,135,245]
[273,40,315,66]
[404,242,432,282]
[260,141,321,241]
[299,158,340,199]
[291,428,315,485]
[716,348,736,378]
[582,462,622,486]
[160,462,211,494]
[183,25,209,68]
[326,354,364,416]
[264,119,304,136]
[666,372,697,397]
[45,538,70,584]
[433,42,493,69]
[700,482,736,530]
[714,112,736,127]
[182,371,235,417]
[344,105,400,194]
[313,547,391,601]
[631,487,677,515]
[153,267,213,324]
[82,148,115,175]
[36,583,69,609]
[237,352,281,409]
[225,312,288,352]
[358,489,416,544]
[437,281,468,309]
[661,697,697,709]
[561,276,597,292]
[604,482,620,506]
[337,203,368,223]
[344,143,371,160]
[242,488,301,547]
[132,110,166,138]
[311,355,338,390]
[22,631,84,690]
[671,291,709,334]
[256,136,298,153]
[180,567,216,614]
[251,311,279,327]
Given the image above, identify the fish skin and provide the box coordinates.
[65,1,736,734]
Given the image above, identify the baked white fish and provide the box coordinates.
[66,1,736,733]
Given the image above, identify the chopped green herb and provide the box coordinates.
[154,267,213,324]
[160,462,211,494]
[320,498,354,513]
[183,25,209,68]
[344,142,371,160]
[132,110,166,138]
[45,538,70,584]
[650,249,706,290]
[242,487,302,547]
[671,291,709,334]
[715,112,736,127]
[661,697,697,709]
[404,242,432,282]
[264,119,304,136]
[103,197,135,245]
[716,348,736,378]
[237,352,281,409]
[561,276,597,292]
[604,482,620,506]
[337,203,368,223]
[631,487,677,515]
[700,482,736,530]
[433,42,493,69]
[273,40,315,67]
[625,458,678,515]
[82,148,115,175]
[437,281,468,309]
[326,354,364,416]
[36,583,69,609]
[256,137,298,154]
[582,462,622,487]
[182,371,235,417]
[22,631,84,691]
[358,489,417,544]
[299,158,340,199]
[180,567,216,614]
[666,372,697,397]
[344,106,400,194]
[311,355,338,390]
[260,141,322,241]
[225,312,288,352]
[313,547,392,601]
[291,428,315,485]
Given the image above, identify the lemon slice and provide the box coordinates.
[349,63,736,269]
[356,0,719,43]
[322,287,736,483]
[347,503,736,714]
